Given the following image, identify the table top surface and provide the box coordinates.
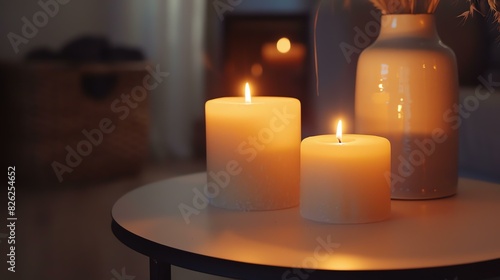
[111,172,500,272]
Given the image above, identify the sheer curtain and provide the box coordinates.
[107,0,206,159]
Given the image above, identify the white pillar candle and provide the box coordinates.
[300,121,391,223]
[205,83,301,211]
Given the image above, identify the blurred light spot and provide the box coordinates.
[381,64,389,75]
[276,37,291,53]
[397,98,404,119]
[251,63,263,77]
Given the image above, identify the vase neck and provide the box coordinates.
[379,14,438,39]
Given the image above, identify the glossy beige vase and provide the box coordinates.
[355,14,459,199]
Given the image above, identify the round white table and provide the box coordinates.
[111,172,500,280]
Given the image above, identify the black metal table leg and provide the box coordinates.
[150,258,171,280]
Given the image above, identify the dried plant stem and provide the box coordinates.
[367,0,499,31]
[427,0,440,13]
[369,0,440,14]
[487,0,500,28]
[460,0,500,31]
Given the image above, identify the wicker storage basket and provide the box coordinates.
[2,61,150,185]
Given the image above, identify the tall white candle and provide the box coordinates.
[300,121,391,223]
[205,83,301,211]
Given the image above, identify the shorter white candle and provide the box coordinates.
[300,120,391,224]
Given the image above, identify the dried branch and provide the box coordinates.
[365,0,499,31]
[369,0,440,14]
[458,0,500,31]
[488,0,500,29]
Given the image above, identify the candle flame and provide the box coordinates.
[336,120,342,144]
[245,82,251,103]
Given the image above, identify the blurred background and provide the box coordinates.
[0,0,499,279]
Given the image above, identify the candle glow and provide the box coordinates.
[276,37,291,53]
[245,82,251,103]
[336,120,343,144]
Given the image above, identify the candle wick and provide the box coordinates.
[337,137,342,144]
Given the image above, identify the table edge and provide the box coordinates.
[110,173,500,279]
[111,218,500,279]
